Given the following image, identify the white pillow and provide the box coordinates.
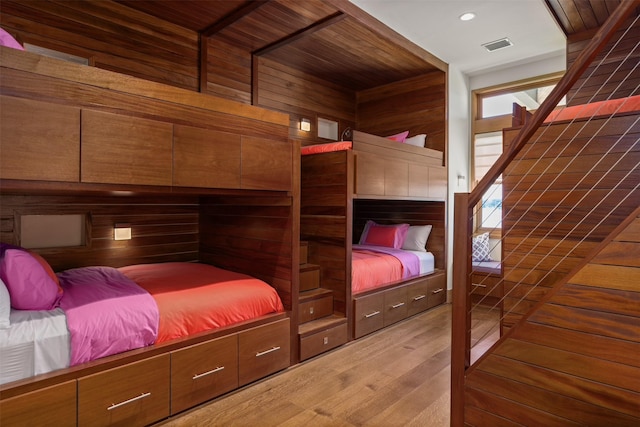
[404,134,426,147]
[402,225,432,252]
[0,278,10,329]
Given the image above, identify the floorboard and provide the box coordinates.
[156,304,496,427]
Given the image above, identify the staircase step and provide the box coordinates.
[299,288,333,324]
[300,241,309,265]
[300,263,320,291]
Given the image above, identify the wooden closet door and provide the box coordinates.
[81,110,173,186]
[0,95,80,182]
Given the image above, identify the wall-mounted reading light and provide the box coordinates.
[114,223,132,241]
[300,118,311,132]
[457,175,466,187]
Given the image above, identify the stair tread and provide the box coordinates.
[300,263,320,272]
[298,315,347,337]
[299,288,333,302]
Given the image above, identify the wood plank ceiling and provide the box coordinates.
[116,0,443,91]
[544,0,638,35]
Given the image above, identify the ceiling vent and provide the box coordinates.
[482,37,513,52]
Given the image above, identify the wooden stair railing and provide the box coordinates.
[450,1,640,425]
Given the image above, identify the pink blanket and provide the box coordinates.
[352,245,420,294]
[58,267,158,365]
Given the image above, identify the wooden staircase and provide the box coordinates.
[297,241,348,361]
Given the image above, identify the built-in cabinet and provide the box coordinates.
[0,95,292,192]
[1,318,290,426]
[353,270,446,339]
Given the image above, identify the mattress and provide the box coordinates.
[0,262,284,385]
[0,308,69,385]
[352,245,434,295]
[544,94,640,122]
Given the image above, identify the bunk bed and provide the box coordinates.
[0,47,296,426]
[300,131,447,340]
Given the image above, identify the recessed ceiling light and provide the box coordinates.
[459,12,476,21]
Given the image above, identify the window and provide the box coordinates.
[472,73,564,234]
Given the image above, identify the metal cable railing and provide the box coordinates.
[451,2,640,425]
[467,16,640,355]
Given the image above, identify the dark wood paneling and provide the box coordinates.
[566,15,640,105]
[0,0,199,90]
[0,194,200,271]
[357,73,447,156]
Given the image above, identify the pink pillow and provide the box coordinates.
[386,131,409,143]
[0,249,62,310]
[359,220,410,249]
[0,28,24,51]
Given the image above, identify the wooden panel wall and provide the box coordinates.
[255,57,356,145]
[353,200,447,271]
[465,209,640,425]
[0,1,199,91]
[199,195,297,313]
[357,72,447,156]
[0,194,200,272]
[501,113,640,330]
[566,15,640,105]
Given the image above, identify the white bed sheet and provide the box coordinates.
[0,308,70,385]
[405,250,435,275]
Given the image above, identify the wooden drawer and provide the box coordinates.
[0,380,76,427]
[383,286,408,326]
[353,293,384,338]
[406,278,430,317]
[170,334,238,415]
[238,318,290,386]
[299,294,333,324]
[300,264,320,291]
[78,354,170,427]
[300,322,348,361]
[427,272,446,308]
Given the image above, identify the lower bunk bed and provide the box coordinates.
[0,254,290,426]
[0,192,295,427]
[300,131,448,343]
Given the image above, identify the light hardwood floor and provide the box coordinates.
[157,303,495,427]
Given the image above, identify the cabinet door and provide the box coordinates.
[241,136,292,191]
[173,125,241,189]
[238,318,290,386]
[353,293,384,338]
[384,159,408,197]
[0,380,76,427]
[355,152,385,196]
[82,110,173,186]
[383,286,408,326]
[0,95,80,182]
[427,272,446,308]
[78,354,170,427]
[171,334,238,414]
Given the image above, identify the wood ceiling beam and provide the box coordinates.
[200,0,270,38]
[253,12,346,56]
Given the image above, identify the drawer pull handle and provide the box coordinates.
[391,302,405,309]
[107,392,151,411]
[193,366,225,380]
[413,295,426,301]
[432,288,444,294]
[364,310,381,318]
[256,346,281,357]
[473,284,487,288]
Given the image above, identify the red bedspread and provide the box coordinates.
[352,248,403,294]
[119,262,284,343]
[544,95,640,122]
[301,141,352,155]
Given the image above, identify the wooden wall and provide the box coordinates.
[0,1,199,91]
[566,15,640,105]
[0,194,200,272]
[254,57,356,146]
[357,72,447,156]
[501,113,640,330]
[464,209,640,425]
